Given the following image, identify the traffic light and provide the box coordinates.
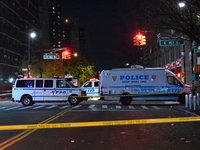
[62,50,71,59]
[133,33,146,46]
[141,35,146,45]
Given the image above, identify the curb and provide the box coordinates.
[173,106,200,116]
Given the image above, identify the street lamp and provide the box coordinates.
[28,32,36,78]
[178,2,185,8]
[178,2,195,94]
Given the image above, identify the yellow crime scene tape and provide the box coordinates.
[0,116,199,130]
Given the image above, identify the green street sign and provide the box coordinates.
[194,49,200,53]
[22,68,28,71]
[43,55,60,59]
[159,40,185,46]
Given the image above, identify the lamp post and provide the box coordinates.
[179,1,195,94]
[28,32,36,78]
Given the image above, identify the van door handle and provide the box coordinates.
[44,88,46,91]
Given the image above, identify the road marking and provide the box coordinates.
[152,106,160,109]
[0,108,73,149]
[88,105,95,108]
[0,116,199,131]
[4,106,21,110]
[73,105,81,109]
[46,105,57,109]
[59,105,70,109]
[141,105,148,109]
[19,106,34,110]
[102,105,107,109]
[0,107,7,110]
[116,106,121,109]
[128,106,135,109]
[32,105,45,109]
[1,105,163,110]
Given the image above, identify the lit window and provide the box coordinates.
[65,19,69,23]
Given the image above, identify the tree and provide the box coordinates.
[142,0,200,44]
[21,53,65,78]
[20,53,96,84]
[65,58,97,84]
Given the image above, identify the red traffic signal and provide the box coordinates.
[133,32,146,46]
[62,50,71,59]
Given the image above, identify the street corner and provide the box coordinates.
[0,97,10,101]
[0,93,12,101]
[173,105,200,116]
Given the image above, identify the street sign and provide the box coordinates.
[194,49,200,53]
[22,68,28,71]
[159,40,185,46]
[43,54,60,59]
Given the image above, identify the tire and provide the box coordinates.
[21,96,34,106]
[68,96,80,105]
[178,94,185,104]
[120,96,132,105]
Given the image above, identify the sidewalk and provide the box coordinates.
[0,97,10,101]
[0,93,11,101]
[173,104,200,116]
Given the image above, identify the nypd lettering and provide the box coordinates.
[119,75,149,83]
[120,75,149,80]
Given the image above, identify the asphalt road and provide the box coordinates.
[0,99,200,150]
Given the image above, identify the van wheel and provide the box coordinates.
[178,94,185,104]
[120,96,132,105]
[21,96,34,106]
[68,96,80,105]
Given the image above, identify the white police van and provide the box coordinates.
[81,79,99,100]
[99,65,191,105]
[11,78,87,106]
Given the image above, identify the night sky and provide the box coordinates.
[62,0,137,70]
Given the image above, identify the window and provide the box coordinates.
[167,76,182,86]
[44,80,53,88]
[83,82,92,87]
[94,81,99,87]
[36,80,43,87]
[16,80,34,87]
[56,80,67,88]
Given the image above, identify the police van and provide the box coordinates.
[81,79,99,100]
[11,78,87,106]
[99,65,191,105]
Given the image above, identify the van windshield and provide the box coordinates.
[66,80,76,88]
[167,76,183,86]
